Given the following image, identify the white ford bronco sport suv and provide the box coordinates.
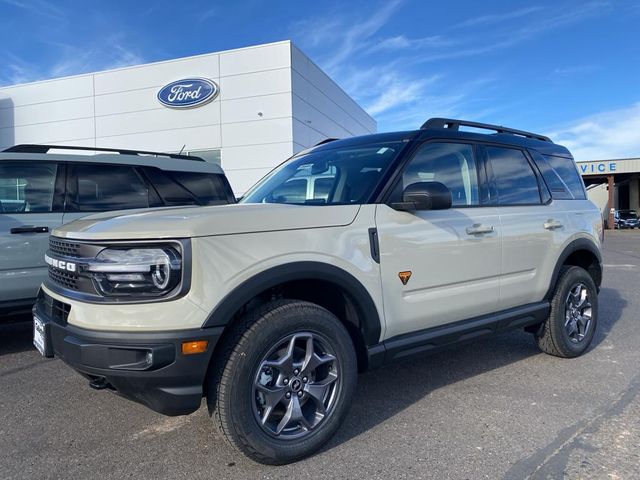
[34,118,603,464]
[1,144,234,316]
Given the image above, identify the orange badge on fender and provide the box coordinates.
[398,271,412,285]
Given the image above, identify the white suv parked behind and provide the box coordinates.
[0,144,234,316]
[34,119,603,464]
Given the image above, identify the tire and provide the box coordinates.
[207,299,357,465]
[535,266,598,358]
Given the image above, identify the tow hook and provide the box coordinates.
[88,376,110,390]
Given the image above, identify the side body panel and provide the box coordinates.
[375,204,501,339]
[0,211,64,303]
[499,201,602,309]
[0,160,65,305]
[497,201,570,309]
[59,205,386,339]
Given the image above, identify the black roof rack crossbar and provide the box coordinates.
[421,118,552,143]
[3,144,205,161]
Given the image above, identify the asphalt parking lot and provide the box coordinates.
[1,231,639,480]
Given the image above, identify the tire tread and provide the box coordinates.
[208,299,354,464]
[535,266,597,358]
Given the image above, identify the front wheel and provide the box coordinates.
[207,300,357,464]
[535,266,598,358]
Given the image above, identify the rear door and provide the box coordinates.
[0,161,64,305]
[482,145,568,310]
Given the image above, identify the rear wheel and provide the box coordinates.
[535,266,598,358]
[207,299,357,464]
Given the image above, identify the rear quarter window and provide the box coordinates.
[168,171,231,205]
[530,152,586,200]
[143,167,232,206]
[544,155,586,200]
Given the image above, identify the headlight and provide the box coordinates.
[86,247,182,298]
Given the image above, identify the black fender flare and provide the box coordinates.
[201,261,382,346]
[545,238,603,300]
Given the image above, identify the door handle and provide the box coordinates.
[466,224,495,235]
[543,220,564,230]
[10,226,49,234]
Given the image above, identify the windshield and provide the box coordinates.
[619,211,638,219]
[241,141,404,205]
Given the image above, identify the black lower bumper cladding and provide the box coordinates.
[33,291,223,416]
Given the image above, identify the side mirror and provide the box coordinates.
[391,181,452,211]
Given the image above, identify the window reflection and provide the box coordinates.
[0,163,57,213]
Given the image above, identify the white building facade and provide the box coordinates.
[0,41,376,193]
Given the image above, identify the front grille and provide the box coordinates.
[49,238,81,258]
[48,267,79,290]
[38,291,71,325]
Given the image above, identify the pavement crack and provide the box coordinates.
[504,371,640,480]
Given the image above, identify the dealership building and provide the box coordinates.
[0,41,376,194]
[579,158,640,227]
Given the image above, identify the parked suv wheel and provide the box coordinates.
[535,266,598,358]
[207,299,357,464]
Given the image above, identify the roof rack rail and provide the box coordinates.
[421,118,552,143]
[3,144,206,161]
[314,138,338,146]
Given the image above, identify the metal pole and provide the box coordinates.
[607,175,615,229]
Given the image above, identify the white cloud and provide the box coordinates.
[0,36,144,86]
[292,0,405,75]
[365,74,438,116]
[553,65,599,76]
[197,7,218,23]
[1,0,64,18]
[288,1,613,132]
[453,6,543,28]
[367,34,452,54]
[550,103,640,161]
[411,2,611,65]
[2,53,40,85]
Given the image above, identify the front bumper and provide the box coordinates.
[34,290,223,416]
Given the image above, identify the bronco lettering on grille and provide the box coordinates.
[44,254,77,272]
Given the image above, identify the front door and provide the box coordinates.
[0,161,64,305]
[375,142,501,340]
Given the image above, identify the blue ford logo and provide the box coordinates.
[157,78,218,108]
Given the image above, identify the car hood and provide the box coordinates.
[53,203,361,240]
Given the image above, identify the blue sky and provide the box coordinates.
[1,0,639,160]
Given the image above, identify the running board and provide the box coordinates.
[367,301,549,368]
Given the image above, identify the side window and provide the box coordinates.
[486,147,541,205]
[543,155,586,200]
[401,143,479,206]
[75,164,150,211]
[165,171,229,205]
[532,155,573,200]
[0,162,58,213]
[142,167,198,206]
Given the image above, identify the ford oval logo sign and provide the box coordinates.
[157,78,218,108]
